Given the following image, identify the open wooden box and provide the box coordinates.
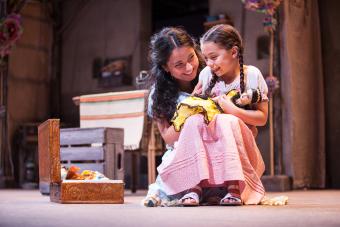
[38,119,124,204]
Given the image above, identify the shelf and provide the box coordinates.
[203,18,234,30]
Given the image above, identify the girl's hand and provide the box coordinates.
[212,94,238,114]
[191,80,203,95]
[212,96,268,126]
[236,93,251,106]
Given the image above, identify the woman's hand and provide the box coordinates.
[191,80,203,96]
[247,124,258,138]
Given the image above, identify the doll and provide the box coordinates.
[171,88,262,132]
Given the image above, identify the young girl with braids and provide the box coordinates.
[153,24,269,206]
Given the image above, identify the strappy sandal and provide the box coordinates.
[180,192,200,206]
[220,193,243,206]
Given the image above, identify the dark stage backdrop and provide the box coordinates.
[319,0,340,188]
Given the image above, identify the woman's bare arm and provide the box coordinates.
[156,120,180,145]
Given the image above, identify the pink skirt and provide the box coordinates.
[157,114,265,205]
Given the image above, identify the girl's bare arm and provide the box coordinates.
[214,95,268,126]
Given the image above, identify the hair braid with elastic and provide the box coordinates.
[239,52,245,93]
[200,73,218,99]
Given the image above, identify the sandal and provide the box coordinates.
[220,193,242,206]
[180,192,200,206]
[143,195,161,207]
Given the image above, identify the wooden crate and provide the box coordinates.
[60,127,124,181]
[38,119,124,203]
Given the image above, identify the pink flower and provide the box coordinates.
[265,75,280,96]
[242,0,282,15]
[0,14,23,57]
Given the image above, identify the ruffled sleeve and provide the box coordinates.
[257,69,269,102]
[198,66,213,95]
[247,66,269,102]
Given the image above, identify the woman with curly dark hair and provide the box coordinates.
[143,27,205,206]
[149,27,205,128]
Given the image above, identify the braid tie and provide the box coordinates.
[239,53,245,93]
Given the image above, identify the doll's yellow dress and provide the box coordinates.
[171,96,222,132]
[171,89,257,132]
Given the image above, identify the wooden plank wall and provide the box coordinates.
[60,0,152,125]
[8,2,52,162]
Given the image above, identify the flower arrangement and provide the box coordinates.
[265,75,280,97]
[0,13,23,59]
[262,15,278,33]
[241,0,282,93]
[242,0,282,32]
[242,0,282,15]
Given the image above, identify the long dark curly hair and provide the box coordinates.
[149,27,205,123]
[200,24,245,97]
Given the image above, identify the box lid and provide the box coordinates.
[77,90,148,150]
[78,89,148,103]
[38,119,61,183]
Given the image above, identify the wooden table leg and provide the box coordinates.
[148,122,156,185]
[131,152,137,193]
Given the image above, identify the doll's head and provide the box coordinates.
[228,88,263,107]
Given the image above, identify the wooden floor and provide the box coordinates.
[1,189,340,227]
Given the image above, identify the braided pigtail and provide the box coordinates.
[195,72,218,100]
[239,52,245,93]
[204,73,219,98]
